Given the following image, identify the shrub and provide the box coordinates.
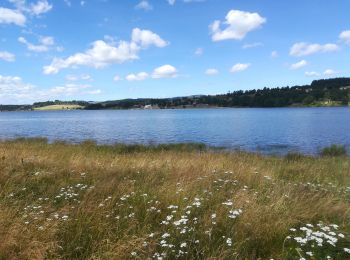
[320,144,347,157]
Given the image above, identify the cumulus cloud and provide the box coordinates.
[339,30,350,45]
[305,71,320,77]
[210,10,266,41]
[8,0,52,17]
[30,0,52,16]
[43,28,168,75]
[0,7,26,26]
[135,0,153,11]
[131,28,168,48]
[289,42,339,57]
[0,75,34,100]
[230,63,250,73]
[152,64,178,78]
[290,60,307,70]
[126,72,149,81]
[0,51,15,62]
[18,36,55,52]
[323,69,338,76]
[125,65,178,81]
[205,68,218,75]
[0,74,100,104]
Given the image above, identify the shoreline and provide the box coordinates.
[1,104,350,112]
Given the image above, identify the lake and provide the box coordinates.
[0,107,349,155]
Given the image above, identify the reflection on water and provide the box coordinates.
[0,107,349,155]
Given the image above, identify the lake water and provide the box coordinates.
[0,107,349,155]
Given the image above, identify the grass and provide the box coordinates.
[33,104,84,111]
[0,139,349,259]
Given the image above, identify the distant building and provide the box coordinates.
[144,104,160,109]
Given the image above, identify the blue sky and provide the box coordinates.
[0,0,350,104]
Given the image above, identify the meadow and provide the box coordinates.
[0,139,349,259]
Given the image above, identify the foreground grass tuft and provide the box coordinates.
[0,139,349,259]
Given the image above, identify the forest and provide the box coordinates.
[1,78,350,111]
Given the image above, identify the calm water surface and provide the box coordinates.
[0,107,349,155]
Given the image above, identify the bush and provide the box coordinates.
[320,144,347,157]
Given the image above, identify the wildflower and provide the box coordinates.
[222,200,233,206]
[131,252,137,256]
[306,252,313,256]
[180,242,187,248]
[226,238,232,246]
[162,233,170,238]
[344,248,350,253]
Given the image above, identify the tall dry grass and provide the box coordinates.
[0,139,349,259]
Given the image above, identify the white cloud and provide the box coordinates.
[131,28,168,48]
[339,30,350,45]
[242,42,263,49]
[80,1,85,6]
[290,60,307,70]
[167,0,204,5]
[113,75,121,81]
[43,28,168,74]
[0,75,34,99]
[205,68,218,75]
[0,51,15,62]
[0,7,26,26]
[289,42,339,57]
[194,47,203,56]
[30,0,52,16]
[210,10,266,41]
[18,36,55,52]
[152,64,178,78]
[230,63,250,73]
[0,74,100,104]
[305,71,320,77]
[323,69,338,76]
[271,50,278,58]
[65,74,92,81]
[135,1,153,11]
[126,72,149,81]
[125,65,178,81]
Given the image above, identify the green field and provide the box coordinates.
[0,139,349,259]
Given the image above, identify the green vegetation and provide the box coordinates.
[1,139,349,259]
[1,77,350,111]
[321,144,347,157]
[85,77,350,109]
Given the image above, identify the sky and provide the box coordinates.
[0,0,350,104]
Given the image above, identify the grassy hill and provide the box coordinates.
[1,139,349,259]
[33,104,84,111]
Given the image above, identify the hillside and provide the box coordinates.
[85,77,350,109]
[1,78,350,111]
